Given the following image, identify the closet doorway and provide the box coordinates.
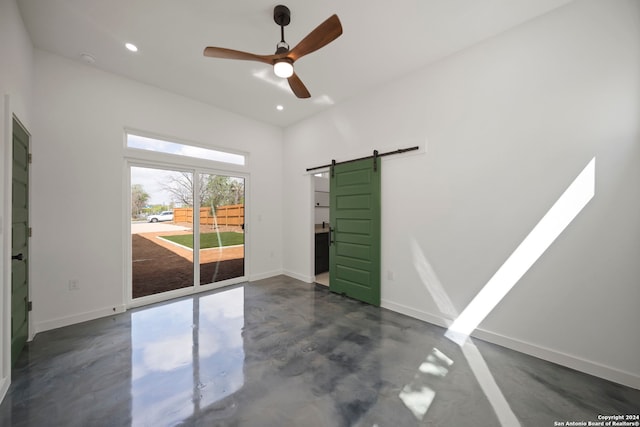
[313,172,330,286]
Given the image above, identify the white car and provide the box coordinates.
[147,211,174,223]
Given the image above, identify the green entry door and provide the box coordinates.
[12,118,30,366]
[329,158,381,306]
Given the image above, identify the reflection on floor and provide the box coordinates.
[1,275,638,426]
[315,271,329,287]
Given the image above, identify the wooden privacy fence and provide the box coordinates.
[214,204,244,226]
[173,204,244,227]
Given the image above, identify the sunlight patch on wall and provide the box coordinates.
[404,159,595,424]
[408,240,520,425]
[411,239,458,320]
[445,158,596,346]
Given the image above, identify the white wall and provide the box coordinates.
[0,0,34,404]
[30,50,283,332]
[283,0,640,388]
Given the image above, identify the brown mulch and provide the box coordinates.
[132,234,244,298]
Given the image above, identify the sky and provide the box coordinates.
[131,166,177,206]
[128,134,246,206]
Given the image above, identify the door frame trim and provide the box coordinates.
[2,94,32,401]
[310,168,330,284]
[1,95,11,402]
[9,114,32,368]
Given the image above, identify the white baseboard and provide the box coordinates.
[382,299,452,329]
[283,270,314,283]
[248,269,283,282]
[34,271,282,335]
[471,328,640,390]
[35,304,127,335]
[381,299,640,390]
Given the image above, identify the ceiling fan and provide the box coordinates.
[203,5,342,99]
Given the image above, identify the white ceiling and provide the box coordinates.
[17,0,573,128]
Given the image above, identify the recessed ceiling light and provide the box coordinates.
[276,105,284,111]
[80,53,96,64]
[125,43,138,52]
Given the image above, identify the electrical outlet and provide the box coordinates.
[387,271,394,281]
[68,279,79,291]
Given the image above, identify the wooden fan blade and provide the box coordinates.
[288,15,342,62]
[203,47,276,65]
[288,73,311,98]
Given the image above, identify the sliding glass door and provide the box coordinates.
[131,166,194,298]
[130,166,246,300]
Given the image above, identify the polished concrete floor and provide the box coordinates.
[1,275,638,426]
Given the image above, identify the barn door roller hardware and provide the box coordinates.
[373,150,379,172]
[307,146,419,173]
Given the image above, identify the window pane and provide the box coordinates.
[131,167,194,298]
[198,173,245,285]
[127,134,245,166]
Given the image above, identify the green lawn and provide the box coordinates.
[161,232,244,249]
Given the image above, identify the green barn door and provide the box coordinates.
[329,158,381,306]
[11,118,30,366]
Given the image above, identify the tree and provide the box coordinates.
[162,172,244,209]
[131,184,149,217]
[229,179,245,205]
[160,172,206,207]
[202,175,241,208]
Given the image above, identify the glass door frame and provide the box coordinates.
[125,158,250,309]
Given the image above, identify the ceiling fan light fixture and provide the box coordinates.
[273,59,293,78]
[203,5,342,98]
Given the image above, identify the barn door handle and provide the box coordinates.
[12,253,23,261]
[329,228,334,246]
